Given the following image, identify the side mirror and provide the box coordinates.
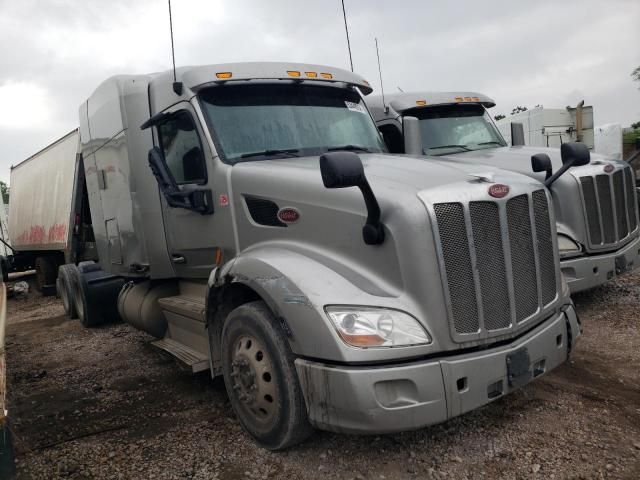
[531,153,553,180]
[560,142,590,167]
[544,142,590,187]
[402,116,423,155]
[511,122,525,146]
[147,147,213,214]
[320,152,384,245]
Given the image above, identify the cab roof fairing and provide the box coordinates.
[176,62,374,95]
[367,91,496,120]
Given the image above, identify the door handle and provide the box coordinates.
[171,254,186,264]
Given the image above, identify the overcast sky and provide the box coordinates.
[1,0,639,184]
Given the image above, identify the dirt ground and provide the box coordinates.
[4,272,640,480]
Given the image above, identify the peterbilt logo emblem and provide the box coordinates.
[277,207,300,224]
[488,184,510,198]
[603,164,614,173]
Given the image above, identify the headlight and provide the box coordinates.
[325,306,431,348]
[557,234,581,257]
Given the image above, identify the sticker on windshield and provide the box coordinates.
[345,101,367,114]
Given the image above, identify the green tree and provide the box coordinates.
[511,106,528,115]
[0,181,9,204]
[632,121,640,130]
[632,66,640,87]
[494,114,506,121]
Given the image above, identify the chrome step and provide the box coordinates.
[151,338,209,373]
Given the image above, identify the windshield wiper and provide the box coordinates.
[426,144,472,152]
[477,141,504,146]
[239,148,300,159]
[327,144,371,153]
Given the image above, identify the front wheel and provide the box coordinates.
[221,301,312,450]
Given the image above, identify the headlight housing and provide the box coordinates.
[325,306,431,348]
[557,234,582,258]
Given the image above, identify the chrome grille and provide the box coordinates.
[580,166,638,248]
[433,189,558,341]
[470,202,511,330]
[533,190,557,305]
[433,203,479,334]
[580,177,602,244]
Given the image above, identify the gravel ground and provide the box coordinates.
[4,272,640,480]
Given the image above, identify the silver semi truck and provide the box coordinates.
[28,63,583,449]
[366,92,640,293]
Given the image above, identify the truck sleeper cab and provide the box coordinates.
[54,63,581,449]
[366,92,640,293]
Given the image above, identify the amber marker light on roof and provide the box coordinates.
[305,72,318,78]
[287,70,301,77]
[416,100,427,106]
[215,72,232,79]
[455,96,463,102]
[472,97,480,101]
[320,73,333,79]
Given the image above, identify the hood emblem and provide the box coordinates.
[489,184,510,198]
[277,207,300,224]
[603,164,614,173]
[469,172,495,183]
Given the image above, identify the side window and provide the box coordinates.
[157,111,207,184]
[379,124,405,153]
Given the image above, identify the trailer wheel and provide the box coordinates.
[58,264,79,319]
[221,301,312,450]
[34,256,56,293]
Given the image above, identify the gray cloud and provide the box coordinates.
[1,0,639,183]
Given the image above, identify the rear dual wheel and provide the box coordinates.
[221,301,312,450]
[57,264,79,319]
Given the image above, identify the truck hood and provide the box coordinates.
[232,152,539,196]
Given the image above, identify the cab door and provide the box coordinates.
[153,102,221,279]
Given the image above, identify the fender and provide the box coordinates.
[205,245,409,368]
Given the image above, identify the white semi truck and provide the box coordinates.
[10,63,584,449]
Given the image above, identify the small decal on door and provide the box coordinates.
[219,194,229,206]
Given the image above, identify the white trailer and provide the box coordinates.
[496,105,594,149]
[6,130,98,291]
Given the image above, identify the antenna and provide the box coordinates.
[375,38,387,113]
[397,86,404,92]
[168,0,182,95]
[341,0,354,71]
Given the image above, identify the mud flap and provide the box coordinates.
[563,304,582,354]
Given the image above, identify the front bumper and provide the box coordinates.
[561,235,640,293]
[295,307,580,434]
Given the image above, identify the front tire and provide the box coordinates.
[221,301,312,450]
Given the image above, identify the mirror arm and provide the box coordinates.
[358,180,385,245]
[544,161,573,187]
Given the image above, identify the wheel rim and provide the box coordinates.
[230,334,277,423]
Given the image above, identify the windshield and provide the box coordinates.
[199,84,386,162]
[409,104,507,155]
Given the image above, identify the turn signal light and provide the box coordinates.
[215,72,232,79]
